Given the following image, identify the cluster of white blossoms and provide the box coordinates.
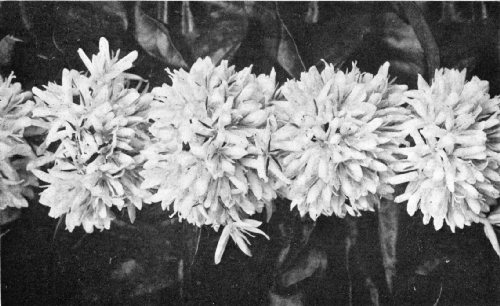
[13,36,500,261]
[0,73,37,209]
[141,58,289,263]
[391,69,500,249]
[29,38,152,233]
[270,62,410,220]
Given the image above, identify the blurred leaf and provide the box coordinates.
[399,1,440,81]
[269,290,304,306]
[55,2,130,48]
[346,215,385,305]
[312,11,372,67]
[134,2,188,69]
[178,223,201,300]
[378,198,399,294]
[246,2,305,78]
[345,216,358,306]
[439,2,465,23]
[278,248,327,288]
[415,257,447,276]
[365,277,381,306]
[379,10,425,86]
[185,2,248,65]
[134,2,247,68]
[305,2,319,24]
[18,2,33,33]
[275,3,306,78]
[0,35,22,66]
[111,259,144,281]
[274,210,316,270]
[277,22,306,79]
[433,14,495,72]
[181,2,197,41]
[157,2,168,24]
[92,2,128,31]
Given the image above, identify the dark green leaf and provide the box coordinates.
[311,11,372,67]
[277,23,306,79]
[399,1,440,81]
[134,2,188,69]
[378,198,400,294]
[278,248,327,287]
[91,2,128,31]
[0,35,22,66]
[246,2,305,78]
[186,2,248,65]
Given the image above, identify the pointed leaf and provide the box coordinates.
[276,18,306,79]
[134,3,188,68]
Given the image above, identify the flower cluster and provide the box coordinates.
[141,58,289,263]
[30,38,152,233]
[18,36,500,262]
[270,62,409,220]
[0,73,37,209]
[392,69,500,235]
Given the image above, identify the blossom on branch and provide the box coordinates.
[141,58,288,263]
[392,68,500,253]
[271,62,409,220]
[29,37,152,233]
[0,73,37,209]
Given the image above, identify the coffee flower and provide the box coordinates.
[0,73,37,209]
[392,68,500,240]
[78,37,140,84]
[30,38,152,233]
[271,62,409,220]
[141,58,287,263]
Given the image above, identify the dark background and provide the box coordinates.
[1,2,500,305]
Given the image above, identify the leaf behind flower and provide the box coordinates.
[134,2,188,69]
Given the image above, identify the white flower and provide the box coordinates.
[142,57,287,263]
[271,62,409,220]
[392,68,500,236]
[0,73,37,209]
[30,38,152,233]
[31,168,113,232]
[214,218,269,264]
[78,37,139,84]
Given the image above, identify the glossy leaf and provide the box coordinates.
[186,2,248,65]
[276,22,306,79]
[134,2,188,69]
[398,2,440,81]
[245,2,305,78]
